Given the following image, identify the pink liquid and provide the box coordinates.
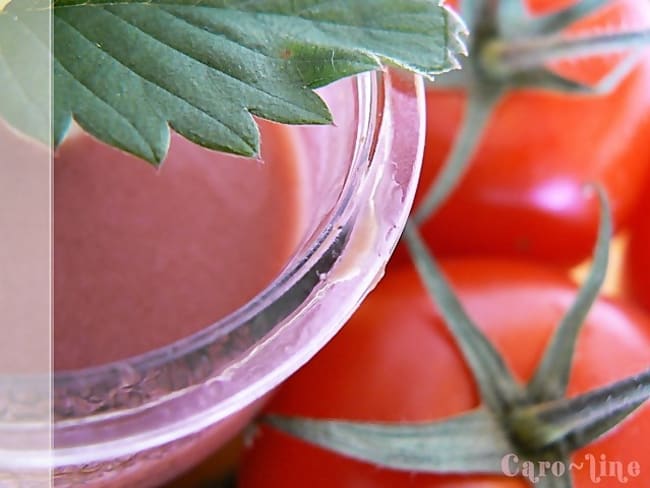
[54,123,303,371]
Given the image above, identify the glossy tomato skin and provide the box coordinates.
[238,260,650,487]
[405,0,650,267]
[623,183,650,313]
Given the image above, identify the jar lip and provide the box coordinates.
[53,71,381,394]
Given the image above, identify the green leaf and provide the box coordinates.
[52,0,467,165]
[266,408,512,474]
[0,0,50,144]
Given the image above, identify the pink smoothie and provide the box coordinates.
[54,123,303,371]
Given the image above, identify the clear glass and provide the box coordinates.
[42,70,424,487]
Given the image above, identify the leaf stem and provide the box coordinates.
[488,28,650,75]
[265,408,512,474]
[526,187,611,402]
[403,222,523,413]
[512,368,650,451]
[526,0,610,36]
[414,88,502,223]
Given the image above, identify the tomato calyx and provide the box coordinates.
[266,407,512,475]
[414,0,650,223]
[264,189,650,487]
[485,29,650,81]
[509,368,650,454]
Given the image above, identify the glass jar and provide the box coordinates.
[44,69,423,487]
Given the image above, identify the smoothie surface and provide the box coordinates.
[54,124,302,370]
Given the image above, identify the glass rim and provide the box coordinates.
[53,70,377,385]
[37,69,425,469]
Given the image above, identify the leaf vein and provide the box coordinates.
[114,5,324,119]
[53,56,154,157]
[55,2,439,40]
[58,9,254,152]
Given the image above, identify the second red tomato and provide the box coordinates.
[410,0,650,267]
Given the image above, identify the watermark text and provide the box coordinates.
[502,453,641,484]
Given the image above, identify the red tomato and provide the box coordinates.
[407,0,650,267]
[238,260,650,487]
[623,184,650,313]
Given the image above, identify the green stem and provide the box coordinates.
[526,187,611,402]
[490,28,650,75]
[403,222,523,413]
[414,88,502,224]
[512,368,650,451]
[527,0,610,36]
[265,408,511,474]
